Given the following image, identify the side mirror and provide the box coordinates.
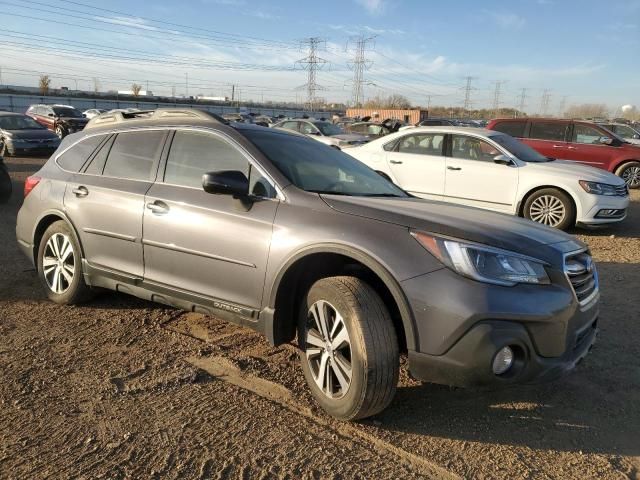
[493,154,512,165]
[47,113,54,117]
[633,134,639,139]
[599,137,613,145]
[202,170,249,197]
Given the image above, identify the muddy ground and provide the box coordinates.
[1,155,639,479]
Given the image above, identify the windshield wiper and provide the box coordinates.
[360,193,405,197]
[308,190,352,196]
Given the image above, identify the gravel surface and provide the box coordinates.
[1,156,639,479]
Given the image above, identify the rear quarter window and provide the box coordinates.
[56,135,106,172]
[529,122,569,141]
[492,121,526,138]
[103,130,166,181]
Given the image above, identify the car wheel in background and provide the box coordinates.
[55,125,65,139]
[616,161,640,189]
[0,162,11,203]
[298,276,399,420]
[523,188,575,230]
[37,221,94,304]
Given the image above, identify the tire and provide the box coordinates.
[37,221,93,304]
[0,163,11,204]
[55,125,65,139]
[615,161,640,189]
[298,276,399,420]
[0,140,10,157]
[523,188,575,230]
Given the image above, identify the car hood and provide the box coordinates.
[523,159,625,184]
[321,195,584,263]
[330,133,369,142]
[2,128,59,140]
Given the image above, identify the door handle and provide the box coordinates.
[552,145,565,148]
[567,146,577,150]
[389,160,403,164]
[71,186,88,197]
[146,200,169,214]
[447,166,462,171]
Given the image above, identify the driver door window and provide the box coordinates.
[451,135,501,161]
[572,125,610,145]
[300,122,319,135]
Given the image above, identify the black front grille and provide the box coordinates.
[565,252,598,304]
[614,184,628,196]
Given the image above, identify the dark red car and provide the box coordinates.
[26,104,88,139]
[487,118,640,188]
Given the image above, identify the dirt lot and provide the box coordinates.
[1,155,639,479]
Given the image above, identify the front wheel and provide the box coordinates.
[298,276,399,420]
[37,221,93,304]
[55,125,65,139]
[523,188,575,230]
[616,161,640,189]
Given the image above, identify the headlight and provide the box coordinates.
[411,231,550,286]
[579,180,618,196]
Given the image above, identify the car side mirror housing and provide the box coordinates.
[633,134,639,139]
[599,137,613,145]
[493,154,512,165]
[47,113,54,117]
[202,170,249,197]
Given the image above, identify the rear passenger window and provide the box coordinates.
[56,135,106,172]
[529,122,568,141]
[84,135,114,175]
[492,121,526,138]
[164,130,249,188]
[397,133,444,156]
[103,131,166,181]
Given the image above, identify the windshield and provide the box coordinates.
[491,134,551,162]
[0,115,44,130]
[242,129,408,197]
[614,125,637,138]
[314,122,344,136]
[53,107,83,118]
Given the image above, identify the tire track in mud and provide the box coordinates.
[165,313,459,480]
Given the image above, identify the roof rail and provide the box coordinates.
[85,108,228,130]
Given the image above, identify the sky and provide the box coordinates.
[0,0,638,114]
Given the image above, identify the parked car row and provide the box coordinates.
[16,108,601,420]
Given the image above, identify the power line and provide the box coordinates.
[516,88,528,116]
[539,89,552,116]
[461,76,477,114]
[491,80,506,117]
[295,38,328,112]
[347,35,375,107]
[557,95,568,118]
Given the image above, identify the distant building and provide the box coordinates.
[346,108,428,124]
[196,95,229,102]
[117,90,154,96]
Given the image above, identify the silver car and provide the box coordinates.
[16,109,599,420]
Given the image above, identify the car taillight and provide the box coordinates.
[24,176,41,198]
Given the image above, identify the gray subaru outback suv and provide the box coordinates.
[16,109,599,420]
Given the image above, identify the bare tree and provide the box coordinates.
[39,75,51,96]
[131,83,142,96]
[564,103,609,119]
[364,94,411,109]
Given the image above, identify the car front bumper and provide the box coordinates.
[6,140,59,156]
[402,266,599,387]
[578,194,629,225]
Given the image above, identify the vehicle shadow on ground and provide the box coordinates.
[373,261,640,457]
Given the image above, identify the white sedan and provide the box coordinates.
[346,126,630,230]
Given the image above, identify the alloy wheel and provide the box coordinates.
[43,233,75,294]
[529,194,566,227]
[55,126,64,138]
[622,166,640,188]
[304,300,353,399]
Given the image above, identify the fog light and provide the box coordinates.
[492,346,514,375]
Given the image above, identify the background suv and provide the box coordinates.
[488,118,640,188]
[17,109,599,420]
[26,104,89,139]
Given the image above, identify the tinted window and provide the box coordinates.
[451,135,501,161]
[572,124,611,145]
[103,131,165,181]
[242,129,406,197]
[164,130,249,188]
[492,120,526,138]
[57,135,106,172]
[529,122,568,141]
[53,107,83,118]
[84,135,115,175]
[0,115,43,130]
[397,133,444,156]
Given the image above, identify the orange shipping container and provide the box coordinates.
[345,108,428,124]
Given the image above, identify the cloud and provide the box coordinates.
[328,24,404,36]
[354,0,386,15]
[488,12,526,30]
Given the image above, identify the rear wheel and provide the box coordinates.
[55,125,65,139]
[298,276,399,420]
[616,161,640,189]
[523,188,575,230]
[37,221,93,304]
